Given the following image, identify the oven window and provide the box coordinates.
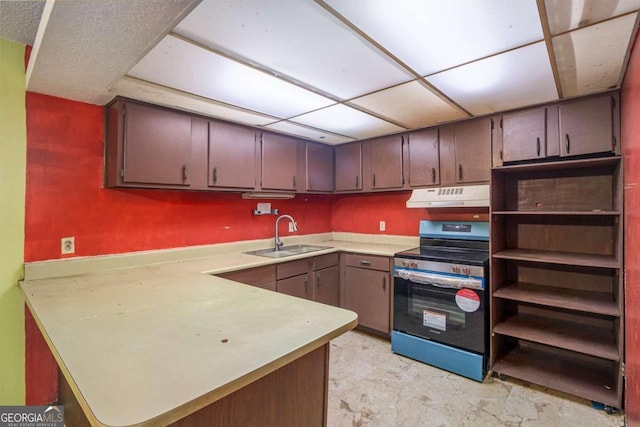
[409,284,465,327]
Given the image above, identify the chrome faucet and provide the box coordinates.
[275,214,297,250]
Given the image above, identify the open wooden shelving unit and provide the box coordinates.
[490,156,624,409]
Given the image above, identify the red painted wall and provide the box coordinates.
[332,192,489,234]
[621,29,640,427]
[24,92,332,262]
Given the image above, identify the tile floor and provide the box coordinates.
[327,330,625,427]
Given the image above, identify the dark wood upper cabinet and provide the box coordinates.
[368,135,404,190]
[261,133,299,191]
[305,143,334,192]
[208,121,257,190]
[440,118,491,185]
[111,101,193,187]
[559,93,619,157]
[335,142,362,192]
[501,108,547,163]
[406,128,439,187]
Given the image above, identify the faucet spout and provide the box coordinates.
[275,214,297,250]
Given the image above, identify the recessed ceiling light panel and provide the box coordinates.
[545,0,640,35]
[127,35,335,119]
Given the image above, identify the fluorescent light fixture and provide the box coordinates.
[324,0,543,75]
[291,104,404,139]
[553,13,637,97]
[173,0,412,100]
[349,81,468,128]
[127,35,335,118]
[242,192,295,200]
[427,42,558,115]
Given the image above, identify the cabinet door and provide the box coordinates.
[314,266,339,306]
[261,133,298,191]
[306,143,334,192]
[370,135,404,189]
[277,274,312,300]
[209,121,257,189]
[407,129,439,187]
[122,102,192,186]
[559,95,615,157]
[335,143,362,191]
[454,118,491,183]
[502,108,546,163]
[342,267,390,333]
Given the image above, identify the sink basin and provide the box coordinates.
[244,244,331,258]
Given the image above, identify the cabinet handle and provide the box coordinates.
[359,260,371,266]
[293,176,296,189]
[316,273,320,288]
[565,134,570,154]
[458,164,463,181]
[499,150,503,161]
[182,165,188,182]
[373,173,376,187]
[304,277,308,293]
[382,276,386,290]
[355,175,359,188]
[536,137,541,157]
[431,167,436,183]
[309,176,313,190]
[212,167,218,184]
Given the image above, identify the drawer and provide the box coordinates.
[343,253,391,272]
[277,258,310,280]
[313,253,339,271]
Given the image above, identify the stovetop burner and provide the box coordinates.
[395,245,489,266]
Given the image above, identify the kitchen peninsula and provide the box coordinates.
[20,236,414,426]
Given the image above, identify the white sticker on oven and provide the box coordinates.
[423,310,446,331]
[455,288,480,312]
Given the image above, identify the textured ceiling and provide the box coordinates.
[14,0,640,144]
[0,0,44,45]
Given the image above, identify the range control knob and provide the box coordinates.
[410,262,418,268]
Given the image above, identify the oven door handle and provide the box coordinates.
[395,269,483,290]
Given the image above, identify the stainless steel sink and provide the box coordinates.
[244,244,331,258]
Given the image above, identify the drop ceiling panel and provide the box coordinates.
[349,81,469,128]
[110,76,278,126]
[427,42,558,116]
[553,13,637,98]
[545,0,640,35]
[292,104,405,140]
[263,121,355,145]
[127,35,335,119]
[173,0,412,100]
[324,0,544,76]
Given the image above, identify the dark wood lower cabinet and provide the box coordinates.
[58,345,330,427]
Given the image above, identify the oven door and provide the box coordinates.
[393,268,486,354]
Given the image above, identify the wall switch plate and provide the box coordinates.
[379,221,386,231]
[61,237,75,255]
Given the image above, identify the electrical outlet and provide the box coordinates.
[379,221,386,231]
[289,222,296,233]
[61,237,75,255]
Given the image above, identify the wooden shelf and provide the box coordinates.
[492,345,619,407]
[493,314,619,361]
[492,249,619,268]
[492,211,621,216]
[494,282,620,317]
[492,156,621,174]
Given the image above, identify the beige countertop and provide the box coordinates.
[21,233,416,427]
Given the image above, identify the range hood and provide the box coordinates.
[406,185,490,208]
